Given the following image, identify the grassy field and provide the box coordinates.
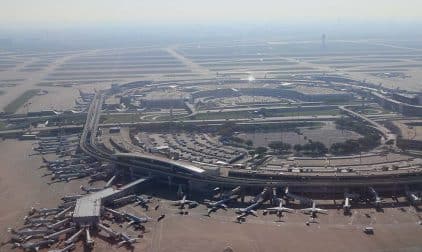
[192,108,340,120]
[3,89,41,114]
[0,121,6,130]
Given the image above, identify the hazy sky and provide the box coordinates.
[1,0,422,27]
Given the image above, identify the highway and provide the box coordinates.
[339,106,397,145]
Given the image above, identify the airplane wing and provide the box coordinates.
[300,208,313,213]
[250,210,258,216]
[315,208,328,214]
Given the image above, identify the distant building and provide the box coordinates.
[321,34,326,49]
[392,93,419,105]
[140,91,188,108]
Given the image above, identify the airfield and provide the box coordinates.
[0,139,421,252]
[1,38,422,252]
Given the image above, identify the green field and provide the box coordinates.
[192,108,340,120]
[3,89,41,114]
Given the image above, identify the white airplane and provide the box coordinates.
[98,223,119,239]
[64,229,84,245]
[206,195,237,215]
[47,218,71,230]
[103,207,125,220]
[300,202,328,217]
[405,187,421,206]
[217,186,242,199]
[61,194,83,202]
[172,195,198,209]
[80,185,103,193]
[343,196,351,214]
[368,187,383,209]
[29,207,60,216]
[266,199,295,216]
[284,187,313,205]
[112,195,137,206]
[8,228,49,237]
[54,206,73,219]
[124,212,153,226]
[134,195,150,208]
[44,227,75,240]
[15,239,55,252]
[118,232,137,247]
[85,228,94,248]
[48,242,75,252]
[235,202,260,216]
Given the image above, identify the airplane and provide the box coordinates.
[300,202,328,218]
[80,185,103,193]
[284,187,313,205]
[8,228,50,237]
[251,187,271,204]
[124,212,153,226]
[405,187,421,206]
[23,217,52,226]
[118,232,137,247]
[206,195,238,215]
[342,192,359,214]
[235,202,260,216]
[64,229,83,245]
[215,186,241,199]
[47,218,71,230]
[85,228,94,247]
[172,195,198,209]
[134,195,150,209]
[343,196,351,214]
[44,227,75,240]
[266,199,294,218]
[368,187,383,209]
[61,194,83,202]
[112,195,137,206]
[14,239,55,252]
[98,223,119,239]
[47,242,75,252]
[29,207,60,216]
[103,207,125,220]
[176,184,184,200]
[54,206,73,219]
[105,175,117,187]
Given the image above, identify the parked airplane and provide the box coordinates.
[134,195,150,209]
[206,195,238,215]
[8,228,50,237]
[172,195,198,209]
[48,242,75,252]
[300,202,328,218]
[103,207,125,220]
[47,218,71,230]
[64,229,83,245]
[368,187,383,209]
[61,194,83,202]
[98,223,119,239]
[44,227,75,240]
[124,212,153,226]
[14,239,55,251]
[266,199,294,217]
[405,187,421,206]
[284,187,313,205]
[235,202,260,216]
[118,232,137,247]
